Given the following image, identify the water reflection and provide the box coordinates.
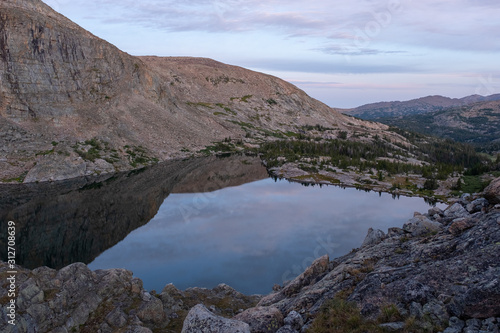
[89,177,447,295]
[0,154,446,295]
[0,155,267,269]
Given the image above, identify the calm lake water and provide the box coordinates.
[88,177,446,295]
[0,155,446,295]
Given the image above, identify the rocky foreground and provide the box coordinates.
[1,178,500,333]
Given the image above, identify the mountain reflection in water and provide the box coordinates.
[0,155,267,269]
[0,155,445,295]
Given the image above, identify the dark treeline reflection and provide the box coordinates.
[0,155,268,269]
[269,174,440,205]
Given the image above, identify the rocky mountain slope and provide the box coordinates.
[342,94,500,120]
[0,0,392,183]
[2,178,499,333]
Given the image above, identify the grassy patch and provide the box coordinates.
[231,95,253,103]
[308,298,440,333]
[2,171,28,183]
[215,103,237,115]
[461,175,490,193]
[36,149,55,156]
[266,98,278,105]
[125,145,158,167]
[230,120,256,129]
[307,298,384,333]
[186,101,214,109]
[199,142,236,155]
[73,138,104,162]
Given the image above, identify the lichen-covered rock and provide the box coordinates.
[361,228,386,247]
[283,311,303,331]
[181,304,250,333]
[234,306,284,333]
[275,325,298,333]
[402,215,442,236]
[444,203,470,220]
[466,198,489,213]
[448,217,475,235]
[484,177,500,204]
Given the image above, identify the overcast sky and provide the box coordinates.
[44,0,500,108]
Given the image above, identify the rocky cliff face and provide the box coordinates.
[0,0,392,183]
[2,179,499,333]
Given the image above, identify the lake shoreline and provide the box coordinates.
[1,178,499,332]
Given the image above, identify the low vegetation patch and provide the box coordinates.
[73,138,102,162]
[308,298,440,333]
[125,145,158,167]
[186,101,214,109]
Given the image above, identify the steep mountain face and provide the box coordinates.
[0,0,390,183]
[343,94,500,120]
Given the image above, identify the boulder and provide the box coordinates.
[275,326,298,333]
[269,255,329,299]
[181,304,250,333]
[466,198,489,213]
[448,218,475,235]
[23,155,87,183]
[447,317,465,332]
[234,306,284,333]
[403,215,442,237]
[283,311,303,331]
[379,322,405,331]
[428,206,443,217]
[361,228,386,247]
[136,297,166,324]
[444,203,470,220]
[484,177,500,204]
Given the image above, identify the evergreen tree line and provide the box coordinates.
[259,134,491,179]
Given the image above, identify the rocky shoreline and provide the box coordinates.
[1,178,500,333]
[265,162,496,203]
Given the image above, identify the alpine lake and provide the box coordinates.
[0,155,446,295]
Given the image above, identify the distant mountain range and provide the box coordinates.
[341,95,500,153]
[342,94,500,120]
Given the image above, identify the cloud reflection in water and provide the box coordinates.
[89,178,446,294]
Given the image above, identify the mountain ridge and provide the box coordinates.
[342,93,500,120]
[0,0,391,183]
[379,99,500,153]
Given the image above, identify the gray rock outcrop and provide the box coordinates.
[181,304,250,333]
[484,177,500,204]
[402,214,443,236]
[234,306,284,333]
[361,228,386,247]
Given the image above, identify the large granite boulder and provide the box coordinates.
[234,306,284,333]
[403,214,443,236]
[181,304,250,333]
[484,177,500,204]
[361,228,386,247]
